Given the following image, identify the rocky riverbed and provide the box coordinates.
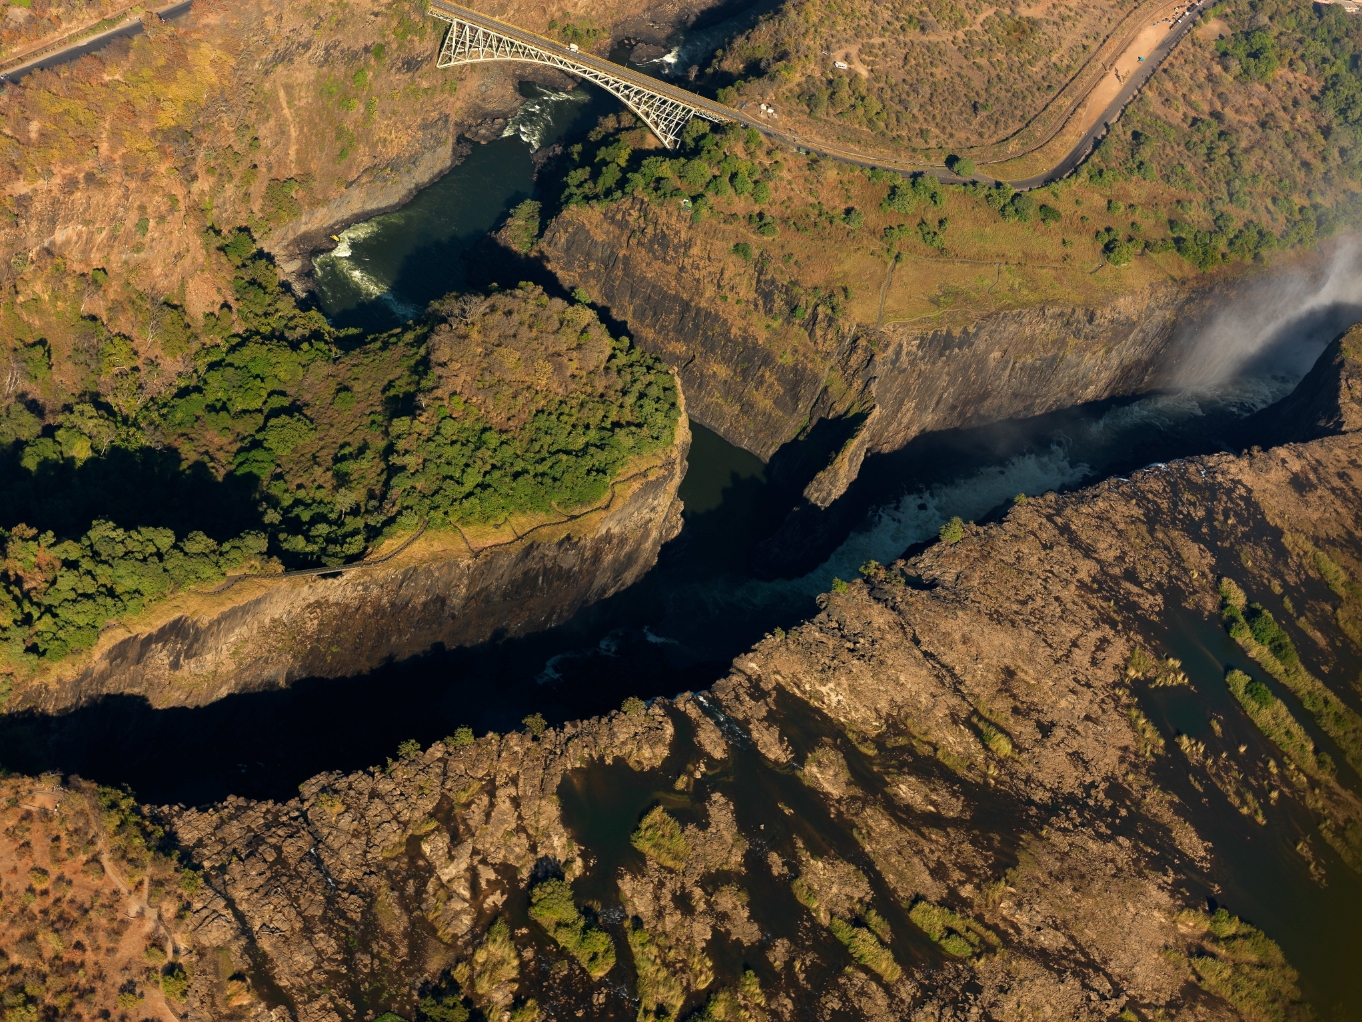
[118,330,1362,1022]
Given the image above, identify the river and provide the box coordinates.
[6,71,1362,1019]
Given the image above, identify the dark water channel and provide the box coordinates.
[5,75,1362,1016]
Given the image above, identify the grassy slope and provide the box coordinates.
[539,0,1360,342]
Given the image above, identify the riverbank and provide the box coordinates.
[132,326,1362,1022]
[3,403,689,716]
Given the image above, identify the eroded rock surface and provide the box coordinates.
[151,332,1362,1022]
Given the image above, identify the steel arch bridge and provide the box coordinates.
[429,2,733,148]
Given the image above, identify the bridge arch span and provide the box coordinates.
[431,7,731,148]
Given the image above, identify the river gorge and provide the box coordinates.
[4,24,1362,1020]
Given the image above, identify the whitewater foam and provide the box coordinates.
[501,83,589,150]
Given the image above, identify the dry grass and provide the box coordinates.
[708,0,1145,154]
[0,777,221,1020]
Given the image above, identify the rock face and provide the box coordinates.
[8,413,689,714]
[538,200,1196,507]
[1248,328,1362,446]
[150,334,1362,1022]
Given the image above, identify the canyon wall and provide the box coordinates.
[539,199,1198,507]
[6,413,689,715]
[144,329,1362,1022]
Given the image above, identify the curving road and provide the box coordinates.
[0,0,193,84]
[1008,0,1212,188]
[430,0,1210,190]
[5,0,1207,191]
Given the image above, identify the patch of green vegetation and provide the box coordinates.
[1126,645,1156,678]
[828,916,901,982]
[1224,669,1332,778]
[1176,908,1313,1022]
[522,713,547,738]
[974,716,1013,758]
[261,178,303,229]
[528,878,616,979]
[1281,531,1362,651]
[461,918,519,999]
[630,806,689,869]
[0,232,678,673]
[1128,705,1166,758]
[946,155,974,177]
[502,200,541,254]
[938,516,965,544]
[621,696,646,715]
[693,984,756,1021]
[561,118,782,222]
[908,899,999,958]
[160,963,189,1002]
[0,521,270,665]
[1220,577,1362,774]
[626,925,685,1022]
[416,996,467,1022]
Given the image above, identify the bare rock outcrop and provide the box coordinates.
[152,341,1362,1022]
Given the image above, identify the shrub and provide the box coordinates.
[1006,192,1036,222]
[528,878,616,978]
[446,727,475,747]
[627,927,685,1020]
[630,806,689,868]
[908,900,998,957]
[417,992,470,1022]
[1224,668,1332,777]
[1105,238,1136,265]
[161,962,190,1002]
[502,200,541,254]
[732,242,753,261]
[621,696,646,715]
[1221,583,1362,774]
[976,718,1013,757]
[1037,203,1062,225]
[946,155,975,177]
[469,919,519,997]
[522,713,547,738]
[1179,908,1306,1021]
[828,917,901,981]
[939,517,965,544]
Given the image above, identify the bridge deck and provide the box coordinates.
[427,0,1207,187]
[428,0,751,127]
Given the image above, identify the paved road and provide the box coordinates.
[429,0,760,127]
[430,0,1209,190]
[0,0,193,84]
[4,0,1206,192]
[1010,0,1212,188]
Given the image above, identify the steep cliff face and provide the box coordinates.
[6,413,689,715]
[1,0,728,351]
[538,199,1198,507]
[134,334,1362,1022]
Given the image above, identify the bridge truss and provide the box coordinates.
[431,10,730,148]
